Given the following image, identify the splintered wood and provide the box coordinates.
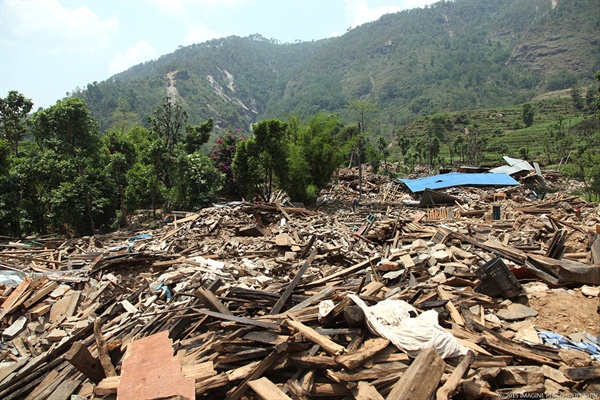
[0,168,599,399]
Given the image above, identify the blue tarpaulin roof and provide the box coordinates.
[399,172,519,193]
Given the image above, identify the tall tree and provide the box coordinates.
[252,119,289,202]
[0,91,33,155]
[147,96,188,149]
[522,103,534,128]
[25,98,113,236]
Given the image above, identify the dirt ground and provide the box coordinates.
[528,289,600,337]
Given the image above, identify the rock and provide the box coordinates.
[432,250,451,262]
[581,285,600,297]
[559,349,592,367]
[496,303,538,321]
[541,365,571,385]
[495,366,544,386]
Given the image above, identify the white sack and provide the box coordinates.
[347,294,467,359]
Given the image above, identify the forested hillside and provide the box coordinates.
[1,0,600,238]
[71,0,600,135]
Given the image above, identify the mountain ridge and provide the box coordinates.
[72,0,600,135]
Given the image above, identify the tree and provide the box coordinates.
[147,96,188,149]
[397,136,411,157]
[518,146,529,160]
[285,114,344,203]
[210,132,242,195]
[102,128,136,226]
[233,138,261,200]
[24,98,114,236]
[0,91,33,155]
[184,118,213,154]
[110,98,139,134]
[346,99,379,199]
[346,99,379,134]
[570,86,584,110]
[252,119,289,202]
[522,103,534,128]
[377,136,389,172]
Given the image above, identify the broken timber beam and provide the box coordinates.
[301,255,381,288]
[386,347,445,400]
[284,317,345,356]
[270,250,317,315]
[64,341,105,384]
[436,350,475,400]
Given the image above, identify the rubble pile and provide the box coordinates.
[0,169,599,400]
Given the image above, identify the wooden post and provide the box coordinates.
[436,350,475,400]
[93,318,116,377]
[386,347,445,400]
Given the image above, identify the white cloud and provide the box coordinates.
[4,0,119,54]
[345,0,401,29]
[108,40,158,75]
[184,25,227,45]
[344,0,435,29]
[149,0,186,17]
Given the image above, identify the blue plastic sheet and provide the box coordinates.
[128,233,153,242]
[538,330,600,361]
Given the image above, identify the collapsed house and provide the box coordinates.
[0,167,598,399]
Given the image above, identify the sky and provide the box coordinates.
[1,0,434,109]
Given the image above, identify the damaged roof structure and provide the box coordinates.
[399,172,520,193]
[0,166,598,399]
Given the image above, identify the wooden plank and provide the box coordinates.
[64,342,105,384]
[94,376,120,396]
[29,303,51,319]
[196,373,229,396]
[0,357,29,384]
[225,346,287,400]
[248,377,292,400]
[24,370,61,400]
[46,378,80,400]
[335,338,390,370]
[437,287,464,327]
[118,331,195,400]
[0,277,32,318]
[386,347,445,400]
[353,381,385,400]
[195,287,233,315]
[190,309,281,331]
[327,361,408,382]
[275,201,293,221]
[286,286,335,313]
[561,366,600,381]
[23,281,58,309]
[301,256,381,288]
[591,234,600,264]
[284,318,345,356]
[271,250,317,315]
[182,361,216,380]
[49,290,80,324]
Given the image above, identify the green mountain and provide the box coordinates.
[72,0,600,135]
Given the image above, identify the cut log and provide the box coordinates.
[386,347,445,400]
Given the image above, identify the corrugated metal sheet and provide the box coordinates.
[489,156,534,175]
[399,172,519,193]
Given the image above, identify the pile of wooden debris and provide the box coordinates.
[0,169,599,399]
